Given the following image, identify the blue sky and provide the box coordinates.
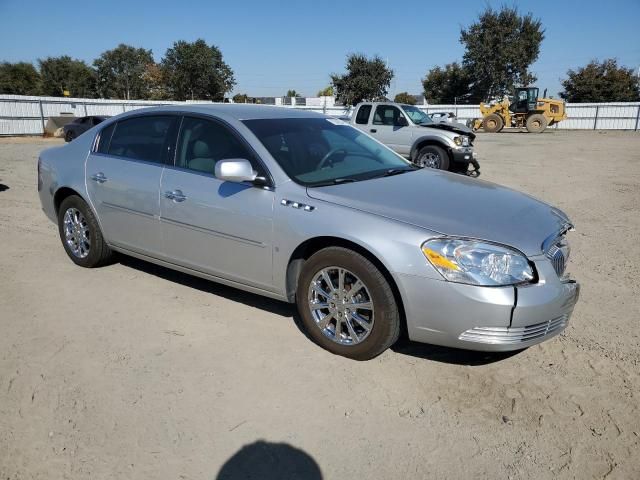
[1,0,638,99]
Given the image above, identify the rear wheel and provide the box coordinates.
[65,130,75,142]
[526,114,548,133]
[482,114,504,133]
[296,247,401,360]
[415,145,450,170]
[57,195,112,267]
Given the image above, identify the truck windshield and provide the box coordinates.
[401,106,433,125]
[243,118,414,187]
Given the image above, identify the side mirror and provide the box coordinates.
[396,116,408,127]
[215,158,257,183]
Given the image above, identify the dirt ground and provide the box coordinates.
[1,131,639,480]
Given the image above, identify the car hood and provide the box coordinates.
[420,122,476,140]
[306,169,570,256]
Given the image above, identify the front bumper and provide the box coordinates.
[395,258,580,352]
[451,147,475,164]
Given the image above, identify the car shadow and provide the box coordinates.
[216,440,322,480]
[391,339,524,366]
[117,255,524,366]
[0,183,9,192]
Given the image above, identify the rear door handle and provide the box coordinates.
[164,189,187,202]
[90,172,107,183]
[370,129,377,133]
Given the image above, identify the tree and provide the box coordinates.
[141,63,169,100]
[94,44,154,99]
[161,39,235,101]
[393,92,416,105]
[460,6,544,100]
[331,54,393,106]
[286,89,300,97]
[232,93,250,103]
[422,62,472,104]
[0,62,41,95]
[317,85,334,96]
[560,59,640,102]
[39,56,96,97]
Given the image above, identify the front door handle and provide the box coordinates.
[370,129,377,133]
[90,172,107,183]
[164,189,187,202]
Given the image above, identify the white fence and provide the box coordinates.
[1,94,639,135]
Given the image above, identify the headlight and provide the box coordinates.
[422,238,534,286]
[453,136,470,147]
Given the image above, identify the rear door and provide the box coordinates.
[86,114,178,257]
[159,115,275,290]
[370,105,413,155]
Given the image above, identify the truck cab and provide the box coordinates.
[349,102,478,174]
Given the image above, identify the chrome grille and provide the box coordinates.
[545,235,570,277]
[459,314,569,344]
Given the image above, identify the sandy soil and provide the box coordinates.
[1,131,639,479]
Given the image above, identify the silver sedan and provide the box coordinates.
[37,105,580,360]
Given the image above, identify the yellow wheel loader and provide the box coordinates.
[469,87,567,133]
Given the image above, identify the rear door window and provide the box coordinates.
[96,122,116,154]
[108,115,177,164]
[355,105,372,124]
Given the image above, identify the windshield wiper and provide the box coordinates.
[373,168,416,178]
[308,178,358,187]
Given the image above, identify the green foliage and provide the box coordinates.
[560,59,640,102]
[317,85,334,96]
[331,54,393,106]
[393,92,416,105]
[93,44,154,99]
[233,93,250,103]
[0,62,41,95]
[161,39,235,101]
[141,63,169,100]
[286,89,300,97]
[460,6,544,100]
[422,62,471,104]
[39,56,96,97]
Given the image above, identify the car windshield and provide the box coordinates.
[401,106,433,125]
[243,118,415,186]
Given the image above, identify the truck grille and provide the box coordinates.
[459,314,569,344]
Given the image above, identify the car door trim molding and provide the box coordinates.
[161,216,266,247]
[101,202,156,219]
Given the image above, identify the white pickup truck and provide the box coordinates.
[349,102,479,174]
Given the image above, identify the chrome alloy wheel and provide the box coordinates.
[307,267,375,345]
[418,152,441,169]
[63,207,90,258]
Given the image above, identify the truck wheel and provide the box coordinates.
[526,114,548,133]
[483,114,503,133]
[296,247,401,360]
[415,145,450,170]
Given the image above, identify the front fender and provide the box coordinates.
[410,135,454,160]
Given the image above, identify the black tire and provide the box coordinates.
[296,247,401,360]
[65,130,75,142]
[482,113,504,133]
[415,145,450,170]
[526,114,547,133]
[57,195,112,267]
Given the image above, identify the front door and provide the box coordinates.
[370,105,413,155]
[85,115,178,257]
[159,116,275,290]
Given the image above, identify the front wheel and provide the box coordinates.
[415,145,450,170]
[57,195,113,267]
[296,247,401,360]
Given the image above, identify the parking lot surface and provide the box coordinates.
[1,131,639,479]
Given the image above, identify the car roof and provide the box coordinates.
[122,104,328,121]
